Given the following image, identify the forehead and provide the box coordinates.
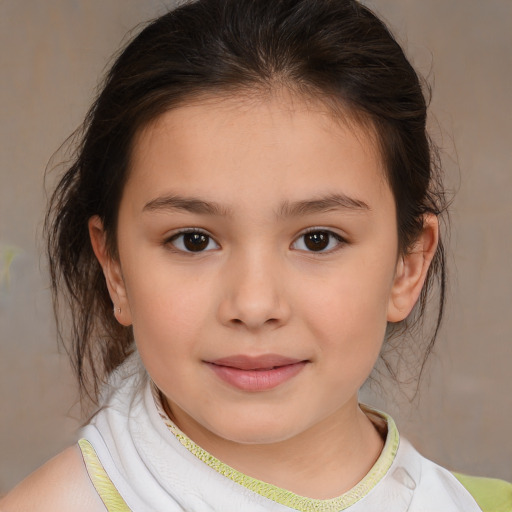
[124,91,391,214]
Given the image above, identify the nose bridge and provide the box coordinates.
[218,243,289,330]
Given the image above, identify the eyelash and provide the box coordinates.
[164,228,347,255]
[165,229,219,253]
[295,228,346,254]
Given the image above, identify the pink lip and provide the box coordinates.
[205,354,308,392]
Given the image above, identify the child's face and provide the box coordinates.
[102,92,414,445]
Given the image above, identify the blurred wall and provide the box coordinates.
[1,0,511,494]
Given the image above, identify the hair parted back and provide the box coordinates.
[46,0,447,403]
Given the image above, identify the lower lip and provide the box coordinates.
[207,361,307,392]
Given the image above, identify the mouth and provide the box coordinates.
[205,354,309,392]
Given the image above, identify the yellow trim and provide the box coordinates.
[453,472,512,512]
[78,439,131,512]
[153,385,399,512]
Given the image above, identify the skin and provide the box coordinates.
[1,91,437,508]
[0,445,105,511]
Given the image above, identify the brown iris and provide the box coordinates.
[304,231,330,251]
[183,232,210,252]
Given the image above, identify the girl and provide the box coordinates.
[2,0,510,510]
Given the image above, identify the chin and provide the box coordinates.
[209,417,303,446]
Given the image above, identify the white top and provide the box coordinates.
[79,355,482,511]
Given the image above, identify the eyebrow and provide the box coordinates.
[143,195,231,216]
[277,193,370,217]
[143,192,370,218]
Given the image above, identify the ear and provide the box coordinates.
[88,216,132,326]
[387,214,439,322]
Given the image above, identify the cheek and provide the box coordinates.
[297,255,394,360]
[123,257,215,361]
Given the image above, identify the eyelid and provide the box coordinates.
[164,228,220,253]
[291,227,347,254]
[163,226,347,255]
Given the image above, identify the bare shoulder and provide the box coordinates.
[0,444,105,512]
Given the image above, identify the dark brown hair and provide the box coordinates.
[46,0,447,403]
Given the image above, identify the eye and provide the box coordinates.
[166,229,219,253]
[292,229,345,253]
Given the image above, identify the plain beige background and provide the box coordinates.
[1,0,511,495]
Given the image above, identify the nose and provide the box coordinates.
[217,248,291,332]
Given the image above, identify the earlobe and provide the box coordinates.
[387,214,439,323]
[88,216,132,326]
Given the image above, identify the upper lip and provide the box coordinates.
[206,354,307,370]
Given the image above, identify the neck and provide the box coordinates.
[165,397,385,499]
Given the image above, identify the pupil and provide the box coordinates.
[305,231,329,251]
[184,233,209,251]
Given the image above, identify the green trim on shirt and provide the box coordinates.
[453,473,512,512]
[78,439,131,512]
[154,395,400,512]
[79,433,512,512]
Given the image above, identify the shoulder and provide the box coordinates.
[398,438,512,511]
[453,473,512,512]
[395,438,487,511]
[0,444,105,512]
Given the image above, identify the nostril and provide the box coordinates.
[229,317,280,329]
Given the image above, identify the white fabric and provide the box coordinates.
[80,355,482,512]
